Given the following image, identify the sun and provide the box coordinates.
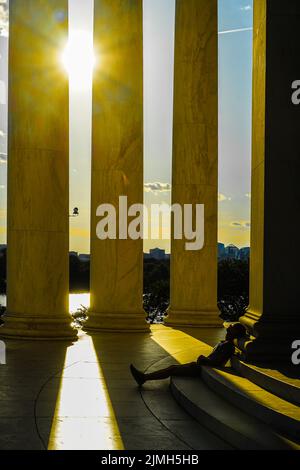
[61,29,96,92]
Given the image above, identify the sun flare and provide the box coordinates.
[61,29,96,92]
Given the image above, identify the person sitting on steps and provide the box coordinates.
[130,323,247,387]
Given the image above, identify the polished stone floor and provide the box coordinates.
[0,325,226,450]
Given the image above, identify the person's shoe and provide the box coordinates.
[130,364,145,386]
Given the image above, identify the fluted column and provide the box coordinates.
[85,0,149,332]
[238,0,300,360]
[166,0,220,328]
[0,0,76,340]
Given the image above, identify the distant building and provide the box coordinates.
[69,251,78,258]
[149,248,166,260]
[218,243,250,260]
[239,247,250,260]
[225,244,240,259]
[145,248,169,261]
[79,254,90,263]
[218,243,226,259]
[0,245,6,256]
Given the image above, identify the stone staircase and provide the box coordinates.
[171,360,300,450]
[231,357,300,405]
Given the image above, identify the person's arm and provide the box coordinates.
[197,355,214,366]
[197,342,235,367]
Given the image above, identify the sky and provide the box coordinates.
[0,0,253,254]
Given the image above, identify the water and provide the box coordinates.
[0,293,90,313]
[0,295,6,308]
[69,293,90,313]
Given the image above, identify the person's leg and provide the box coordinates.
[145,362,199,380]
[130,362,199,386]
[197,355,213,366]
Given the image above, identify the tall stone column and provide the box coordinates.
[85,0,149,332]
[239,0,300,360]
[1,0,76,340]
[166,0,220,328]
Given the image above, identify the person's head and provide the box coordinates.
[225,323,247,342]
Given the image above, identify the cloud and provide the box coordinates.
[218,193,232,202]
[144,182,171,194]
[145,186,233,201]
[245,193,251,199]
[0,152,7,164]
[0,1,8,37]
[230,220,250,230]
[240,5,252,11]
[0,130,6,138]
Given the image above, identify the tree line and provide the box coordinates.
[0,247,249,322]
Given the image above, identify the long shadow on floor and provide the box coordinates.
[0,338,72,450]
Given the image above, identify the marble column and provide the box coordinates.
[166,0,220,328]
[238,0,300,360]
[0,0,76,340]
[85,0,149,332]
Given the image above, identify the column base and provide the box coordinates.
[84,311,150,333]
[165,309,222,328]
[234,336,295,363]
[0,312,78,341]
[236,310,300,362]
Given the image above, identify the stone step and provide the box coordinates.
[171,376,298,450]
[201,366,300,442]
[231,357,300,406]
[141,383,233,450]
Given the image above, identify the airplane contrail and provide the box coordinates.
[218,27,253,35]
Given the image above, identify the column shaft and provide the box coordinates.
[86,0,148,332]
[1,0,76,340]
[239,0,300,360]
[166,0,220,328]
